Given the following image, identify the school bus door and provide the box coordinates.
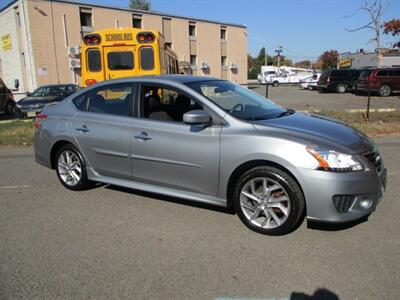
[103,46,137,80]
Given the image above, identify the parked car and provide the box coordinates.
[34,75,387,235]
[257,71,278,84]
[270,72,313,86]
[356,68,400,97]
[17,84,80,117]
[0,78,16,115]
[299,73,321,90]
[317,69,364,93]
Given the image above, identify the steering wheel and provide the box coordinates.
[229,103,243,114]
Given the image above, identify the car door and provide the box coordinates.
[71,83,134,180]
[390,69,400,91]
[131,83,221,196]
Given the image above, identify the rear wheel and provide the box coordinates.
[378,84,391,97]
[233,166,305,235]
[272,81,279,87]
[55,144,91,191]
[5,101,16,115]
[336,84,347,94]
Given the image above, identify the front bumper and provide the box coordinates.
[299,164,386,223]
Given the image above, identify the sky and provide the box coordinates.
[1,0,399,61]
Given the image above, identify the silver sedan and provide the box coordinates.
[34,75,387,235]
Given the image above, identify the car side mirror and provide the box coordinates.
[14,79,19,90]
[183,110,212,125]
[26,91,32,96]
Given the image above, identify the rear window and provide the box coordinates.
[140,47,154,70]
[376,70,388,77]
[87,49,102,72]
[108,52,134,70]
[393,69,400,76]
[331,70,348,77]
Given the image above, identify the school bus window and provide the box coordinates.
[107,52,134,70]
[87,49,101,72]
[140,47,154,70]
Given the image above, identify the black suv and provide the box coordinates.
[0,78,16,115]
[317,69,364,93]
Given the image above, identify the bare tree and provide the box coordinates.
[345,1,388,50]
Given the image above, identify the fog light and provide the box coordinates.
[360,198,373,210]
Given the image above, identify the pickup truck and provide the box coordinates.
[269,74,301,86]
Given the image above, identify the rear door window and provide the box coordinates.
[88,84,134,117]
[376,70,388,77]
[107,52,134,70]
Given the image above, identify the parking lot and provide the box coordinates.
[1,135,399,300]
[252,85,400,111]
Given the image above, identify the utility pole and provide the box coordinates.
[275,45,283,72]
[264,46,268,66]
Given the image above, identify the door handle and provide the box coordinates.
[75,125,90,133]
[134,132,152,141]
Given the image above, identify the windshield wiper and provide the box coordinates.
[276,109,295,118]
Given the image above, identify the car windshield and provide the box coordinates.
[186,80,287,121]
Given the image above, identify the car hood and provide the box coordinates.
[18,96,60,106]
[253,112,375,154]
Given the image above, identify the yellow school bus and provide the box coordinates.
[80,28,179,87]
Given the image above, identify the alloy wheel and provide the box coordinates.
[57,150,82,186]
[379,85,391,97]
[239,177,291,229]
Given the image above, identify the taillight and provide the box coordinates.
[137,32,155,43]
[83,34,101,46]
[34,114,48,129]
[85,79,97,86]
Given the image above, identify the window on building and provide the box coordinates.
[21,52,26,66]
[190,55,197,66]
[189,22,196,38]
[220,27,226,40]
[80,8,93,27]
[132,15,142,28]
[221,56,227,67]
[165,42,172,49]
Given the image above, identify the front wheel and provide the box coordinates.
[272,81,279,87]
[233,166,305,235]
[55,144,91,191]
[378,84,391,97]
[336,84,347,94]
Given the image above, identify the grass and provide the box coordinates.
[0,120,35,146]
[0,110,399,146]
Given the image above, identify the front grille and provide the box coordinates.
[332,195,356,213]
[362,151,383,171]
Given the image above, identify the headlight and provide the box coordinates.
[306,146,363,172]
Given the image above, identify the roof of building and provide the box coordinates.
[0,0,246,28]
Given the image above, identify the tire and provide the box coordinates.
[233,166,305,235]
[308,85,313,90]
[336,84,347,94]
[5,101,16,115]
[378,84,391,97]
[272,81,279,87]
[55,144,91,191]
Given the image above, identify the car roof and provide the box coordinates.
[37,84,78,88]
[103,75,222,85]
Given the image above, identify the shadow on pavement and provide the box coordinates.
[291,288,339,300]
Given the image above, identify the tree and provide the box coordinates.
[129,0,151,11]
[383,19,400,36]
[345,0,387,49]
[319,50,339,70]
[294,60,312,69]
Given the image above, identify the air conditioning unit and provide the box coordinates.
[229,62,238,70]
[69,58,81,69]
[67,46,80,57]
[200,61,209,69]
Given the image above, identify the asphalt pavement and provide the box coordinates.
[0,136,399,300]
[251,85,400,111]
